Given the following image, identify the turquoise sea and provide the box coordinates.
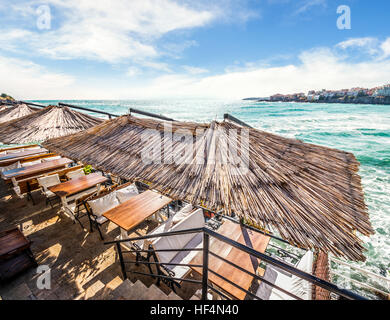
[30,99,390,296]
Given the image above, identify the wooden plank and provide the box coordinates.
[0,148,48,166]
[104,190,172,231]
[2,158,72,180]
[190,220,270,300]
[0,228,31,257]
[0,144,39,153]
[48,172,108,197]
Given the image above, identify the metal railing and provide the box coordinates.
[104,227,366,300]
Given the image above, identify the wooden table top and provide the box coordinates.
[0,148,48,164]
[48,172,108,197]
[0,144,39,153]
[2,158,72,180]
[104,190,172,231]
[0,228,31,257]
[190,220,270,300]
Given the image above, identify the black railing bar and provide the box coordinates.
[129,107,175,121]
[223,113,252,128]
[205,228,366,300]
[123,260,203,268]
[195,204,291,245]
[206,284,233,300]
[209,251,302,300]
[120,248,203,254]
[130,270,202,285]
[59,102,119,119]
[104,227,203,244]
[208,269,261,300]
[19,101,47,108]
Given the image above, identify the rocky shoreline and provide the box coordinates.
[255,96,390,105]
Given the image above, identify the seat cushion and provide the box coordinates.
[87,192,120,217]
[269,250,314,300]
[154,209,205,264]
[116,183,139,203]
[171,203,193,226]
[6,149,23,154]
[22,159,42,167]
[42,156,62,162]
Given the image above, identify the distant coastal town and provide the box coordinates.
[244,84,390,105]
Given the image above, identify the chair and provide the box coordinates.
[255,250,314,300]
[145,208,205,291]
[65,168,85,180]
[83,182,137,240]
[37,174,61,208]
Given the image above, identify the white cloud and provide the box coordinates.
[0,55,74,99]
[380,38,390,60]
[122,47,390,99]
[182,66,209,74]
[126,67,140,77]
[337,37,377,50]
[2,0,216,63]
[294,0,326,15]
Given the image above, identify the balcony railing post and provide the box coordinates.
[116,242,127,280]
[202,232,210,300]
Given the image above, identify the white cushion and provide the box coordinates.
[0,161,21,173]
[0,151,6,156]
[154,209,205,264]
[37,174,61,190]
[26,146,41,150]
[171,203,193,226]
[87,192,120,217]
[269,250,314,300]
[7,149,23,154]
[116,183,139,203]
[66,168,85,180]
[22,159,42,167]
[42,156,62,162]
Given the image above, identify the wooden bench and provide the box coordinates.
[0,228,37,283]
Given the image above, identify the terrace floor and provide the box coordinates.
[0,181,200,300]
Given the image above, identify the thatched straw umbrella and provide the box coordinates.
[0,105,104,144]
[0,103,39,123]
[43,115,374,261]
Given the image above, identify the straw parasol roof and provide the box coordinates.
[0,105,104,144]
[0,103,39,123]
[43,115,374,261]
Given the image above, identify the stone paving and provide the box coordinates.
[0,181,200,300]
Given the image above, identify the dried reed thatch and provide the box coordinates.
[0,103,39,123]
[0,105,103,144]
[43,115,374,261]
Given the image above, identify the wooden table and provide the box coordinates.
[49,172,108,220]
[0,144,39,153]
[2,158,72,204]
[190,220,270,300]
[0,148,48,166]
[104,190,172,246]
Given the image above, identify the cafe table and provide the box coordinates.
[0,148,48,166]
[103,190,172,248]
[49,172,108,221]
[190,220,271,300]
[2,157,73,204]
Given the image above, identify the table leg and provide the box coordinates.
[119,228,133,250]
[26,180,35,205]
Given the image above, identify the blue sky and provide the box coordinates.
[0,0,390,99]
